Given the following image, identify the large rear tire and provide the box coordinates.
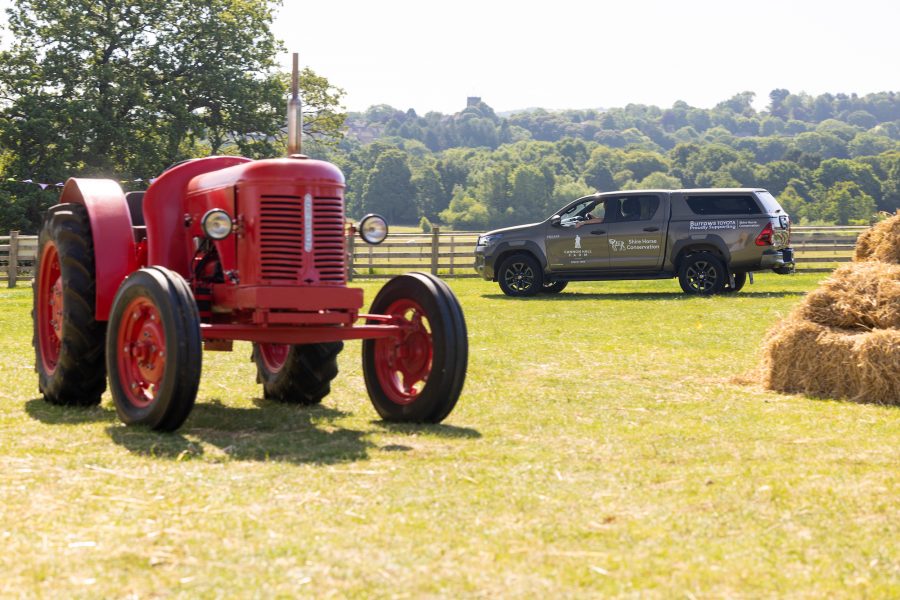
[363,273,467,423]
[252,342,343,405]
[32,204,106,406]
[106,267,201,432]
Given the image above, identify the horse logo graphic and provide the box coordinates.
[609,238,625,252]
[574,235,581,249]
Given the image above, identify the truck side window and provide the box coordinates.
[686,195,761,215]
[607,196,660,222]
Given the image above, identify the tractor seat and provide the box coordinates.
[126,191,146,227]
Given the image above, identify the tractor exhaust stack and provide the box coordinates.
[287,52,302,155]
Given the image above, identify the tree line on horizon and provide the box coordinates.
[0,0,897,234]
[330,91,900,229]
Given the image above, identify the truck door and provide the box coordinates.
[603,194,666,270]
[545,197,609,270]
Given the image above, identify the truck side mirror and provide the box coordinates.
[550,215,561,227]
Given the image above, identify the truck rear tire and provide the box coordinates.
[106,267,202,432]
[252,342,343,405]
[363,273,467,423]
[678,252,726,295]
[541,281,568,294]
[723,271,747,293]
[497,253,543,297]
[33,204,107,406]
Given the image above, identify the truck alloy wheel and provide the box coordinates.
[32,204,106,405]
[678,252,726,295]
[498,253,543,297]
[363,273,467,423]
[106,267,201,432]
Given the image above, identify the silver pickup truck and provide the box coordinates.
[474,188,794,296]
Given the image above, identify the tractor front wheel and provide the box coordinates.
[252,342,343,404]
[106,267,202,432]
[32,204,106,405]
[363,273,467,423]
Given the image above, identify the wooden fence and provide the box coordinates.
[1,225,868,286]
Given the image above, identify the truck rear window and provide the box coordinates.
[685,195,761,215]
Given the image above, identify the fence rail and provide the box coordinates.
[2,225,869,286]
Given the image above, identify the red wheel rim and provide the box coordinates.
[37,242,63,374]
[374,299,433,405]
[116,297,166,408]
[258,343,289,373]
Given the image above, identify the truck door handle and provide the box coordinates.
[643,227,659,232]
[590,230,606,235]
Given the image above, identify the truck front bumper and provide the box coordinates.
[762,247,795,274]
[474,246,494,280]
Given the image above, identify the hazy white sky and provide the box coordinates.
[1,0,897,114]
[273,0,900,114]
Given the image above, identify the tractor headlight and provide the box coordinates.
[358,214,388,245]
[201,209,233,240]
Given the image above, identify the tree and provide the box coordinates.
[0,0,346,231]
[361,149,417,223]
[508,165,553,222]
[411,164,446,221]
[817,182,877,225]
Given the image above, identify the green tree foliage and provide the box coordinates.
[361,149,417,223]
[0,0,346,232]
[815,182,877,225]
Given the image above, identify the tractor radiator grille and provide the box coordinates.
[313,197,346,283]
[258,195,345,284]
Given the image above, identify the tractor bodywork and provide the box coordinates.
[35,154,468,430]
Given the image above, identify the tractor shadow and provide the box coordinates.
[106,399,372,465]
[481,291,807,301]
[25,398,117,425]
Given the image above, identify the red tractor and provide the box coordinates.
[32,59,467,432]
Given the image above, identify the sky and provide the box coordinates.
[272,0,900,114]
[0,0,897,115]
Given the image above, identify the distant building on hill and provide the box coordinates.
[467,96,482,107]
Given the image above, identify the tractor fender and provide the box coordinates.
[143,156,252,278]
[58,178,138,321]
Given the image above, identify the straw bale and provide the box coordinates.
[763,320,900,405]
[798,261,900,330]
[854,212,900,264]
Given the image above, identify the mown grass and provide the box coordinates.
[1,273,897,597]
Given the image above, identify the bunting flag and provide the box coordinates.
[4,177,157,190]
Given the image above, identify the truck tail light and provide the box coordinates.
[755,222,775,246]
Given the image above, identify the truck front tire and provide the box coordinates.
[497,253,543,297]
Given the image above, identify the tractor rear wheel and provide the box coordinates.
[252,342,343,405]
[363,273,467,423]
[32,204,106,406]
[106,267,201,432]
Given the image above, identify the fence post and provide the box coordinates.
[8,230,19,288]
[431,226,440,275]
[450,235,455,275]
[346,230,355,282]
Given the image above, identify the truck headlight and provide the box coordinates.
[477,233,503,247]
[201,209,233,240]
[359,214,388,245]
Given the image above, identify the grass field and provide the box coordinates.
[1,273,897,597]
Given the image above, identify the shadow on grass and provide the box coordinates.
[481,291,807,301]
[25,398,117,425]
[107,399,372,465]
[372,421,482,439]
